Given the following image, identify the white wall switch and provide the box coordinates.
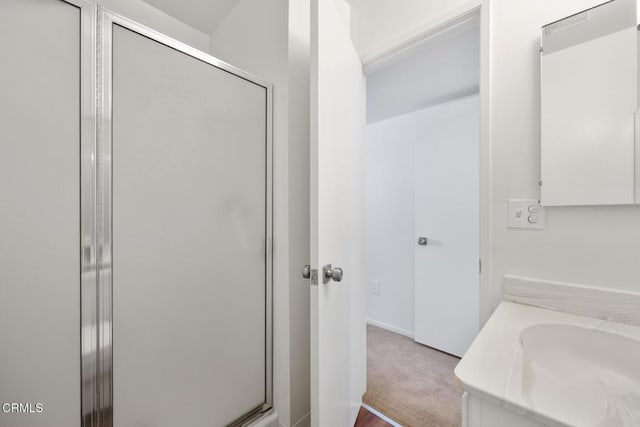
[371,280,381,295]
[508,199,546,229]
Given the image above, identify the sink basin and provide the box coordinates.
[517,323,640,427]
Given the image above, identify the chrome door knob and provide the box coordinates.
[302,264,311,279]
[323,264,343,284]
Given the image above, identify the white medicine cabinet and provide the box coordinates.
[540,0,640,206]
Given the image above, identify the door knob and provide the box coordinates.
[302,264,311,279]
[323,264,343,284]
[417,237,428,246]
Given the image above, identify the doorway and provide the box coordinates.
[361,10,481,427]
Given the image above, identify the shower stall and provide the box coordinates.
[0,1,273,426]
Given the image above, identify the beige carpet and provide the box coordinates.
[363,325,463,427]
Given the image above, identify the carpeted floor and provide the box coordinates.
[363,325,463,427]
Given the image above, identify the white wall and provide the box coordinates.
[100,0,210,51]
[209,2,311,427]
[358,0,640,325]
[365,113,415,336]
[488,0,640,315]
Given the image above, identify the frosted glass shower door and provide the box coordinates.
[109,22,270,426]
[0,0,92,425]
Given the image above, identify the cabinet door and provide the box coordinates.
[540,0,638,206]
[0,0,87,425]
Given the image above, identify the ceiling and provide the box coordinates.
[142,0,240,34]
[365,13,480,123]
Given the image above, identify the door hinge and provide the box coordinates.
[479,259,482,274]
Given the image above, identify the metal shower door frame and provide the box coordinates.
[78,6,274,427]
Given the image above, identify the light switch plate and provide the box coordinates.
[508,199,546,229]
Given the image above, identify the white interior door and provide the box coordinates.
[414,96,479,358]
[310,0,366,425]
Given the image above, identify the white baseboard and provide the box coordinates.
[366,318,414,339]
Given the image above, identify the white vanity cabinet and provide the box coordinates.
[456,297,640,427]
[462,392,547,427]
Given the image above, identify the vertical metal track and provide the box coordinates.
[94,6,103,426]
[78,0,98,425]
[79,3,112,426]
[636,26,640,204]
[96,6,114,426]
[264,84,274,411]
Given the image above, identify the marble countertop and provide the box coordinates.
[454,301,640,427]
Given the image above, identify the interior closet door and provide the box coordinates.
[0,0,92,426]
[413,96,479,357]
[107,19,271,427]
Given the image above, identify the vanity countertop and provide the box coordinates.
[455,301,640,427]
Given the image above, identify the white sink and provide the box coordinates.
[516,323,640,427]
[455,302,640,427]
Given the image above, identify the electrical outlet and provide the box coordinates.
[371,280,381,295]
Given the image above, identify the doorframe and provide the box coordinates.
[360,0,493,328]
[80,6,275,427]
